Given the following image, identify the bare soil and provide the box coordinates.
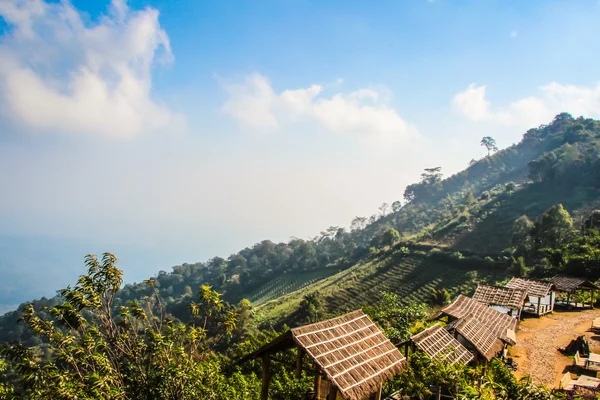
[511,309,600,388]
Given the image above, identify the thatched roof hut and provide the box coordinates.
[472,284,527,317]
[505,278,557,316]
[241,309,406,400]
[552,275,599,309]
[552,276,599,293]
[407,323,474,365]
[448,316,506,361]
[431,295,517,345]
[505,277,555,298]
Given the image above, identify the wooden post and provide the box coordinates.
[537,297,542,317]
[567,293,570,307]
[374,384,383,400]
[404,342,410,358]
[295,349,305,379]
[261,354,271,400]
[314,374,322,399]
[327,382,338,400]
[436,384,442,400]
[592,290,595,309]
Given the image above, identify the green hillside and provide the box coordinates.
[245,267,342,305]
[253,245,507,327]
[3,112,600,342]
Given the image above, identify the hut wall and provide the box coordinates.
[489,305,518,317]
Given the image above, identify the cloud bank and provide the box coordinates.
[0,0,182,138]
[222,73,419,146]
[452,82,600,128]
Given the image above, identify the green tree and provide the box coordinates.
[421,167,443,185]
[464,191,475,205]
[480,136,498,156]
[510,256,528,277]
[381,228,401,247]
[533,204,575,249]
[391,200,403,213]
[583,210,600,235]
[296,292,323,324]
[512,215,535,251]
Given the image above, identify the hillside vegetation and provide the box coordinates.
[2,112,600,341]
[3,113,600,399]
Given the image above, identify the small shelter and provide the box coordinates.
[431,295,517,363]
[240,309,406,400]
[505,277,556,316]
[402,323,474,365]
[552,275,599,309]
[472,284,527,318]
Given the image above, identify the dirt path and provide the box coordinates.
[511,309,600,388]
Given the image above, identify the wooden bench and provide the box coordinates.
[559,372,600,391]
[560,372,576,391]
[574,351,587,368]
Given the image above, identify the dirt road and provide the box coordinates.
[511,309,600,388]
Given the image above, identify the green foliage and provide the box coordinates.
[388,353,558,400]
[533,204,575,249]
[510,256,529,277]
[296,292,323,325]
[512,215,535,253]
[381,228,401,247]
[465,191,476,205]
[481,136,499,156]
[0,254,260,400]
[430,288,451,306]
[364,292,429,343]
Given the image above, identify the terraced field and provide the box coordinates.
[254,248,508,326]
[247,267,342,306]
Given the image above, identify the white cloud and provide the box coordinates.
[452,82,600,128]
[0,0,183,138]
[221,73,418,146]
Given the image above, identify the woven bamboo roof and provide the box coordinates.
[452,315,506,361]
[410,324,474,365]
[472,284,527,310]
[505,277,556,297]
[240,310,406,400]
[552,275,599,292]
[431,295,517,346]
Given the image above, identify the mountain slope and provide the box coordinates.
[3,112,600,342]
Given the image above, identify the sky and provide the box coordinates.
[1,0,600,309]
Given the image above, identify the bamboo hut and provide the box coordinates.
[505,277,556,316]
[240,309,406,400]
[472,284,527,319]
[552,275,599,309]
[402,323,474,365]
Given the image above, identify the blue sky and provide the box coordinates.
[1,0,600,309]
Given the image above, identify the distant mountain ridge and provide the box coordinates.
[3,112,600,343]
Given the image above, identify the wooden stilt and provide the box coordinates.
[375,384,383,400]
[314,374,322,399]
[261,354,271,400]
[567,293,571,308]
[295,349,304,379]
[537,297,542,317]
[436,384,442,400]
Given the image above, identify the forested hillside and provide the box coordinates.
[2,112,600,343]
